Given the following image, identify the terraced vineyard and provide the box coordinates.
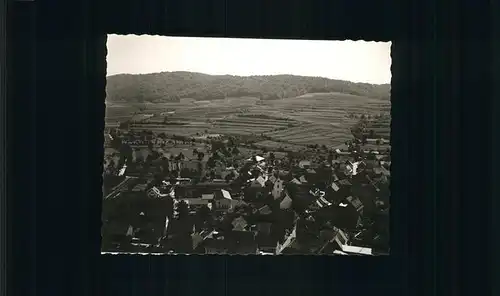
[362,117,392,140]
[106,92,391,149]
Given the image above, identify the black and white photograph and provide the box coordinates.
[101,35,391,255]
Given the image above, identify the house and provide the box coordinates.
[204,238,229,254]
[346,196,364,215]
[330,227,353,254]
[379,166,390,177]
[326,179,352,204]
[175,183,231,199]
[298,160,312,169]
[255,222,277,253]
[255,175,267,187]
[202,193,215,200]
[132,183,148,192]
[244,178,269,201]
[257,205,272,215]
[351,183,377,215]
[231,216,249,231]
[279,192,293,210]
[312,195,332,209]
[272,179,284,199]
[276,223,297,255]
[306,168,317,175]
[227,230,258,254]
[257,222,273,236]
[340,245,373,256]
[247,155,265,163]
[214,189,233,210]
[182,160,203,171]
[177,198,211,206]
[118,164,127,176]
[316,201,360,230]
[285,184,317,210]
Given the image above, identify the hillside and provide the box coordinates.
[106,71,391,103]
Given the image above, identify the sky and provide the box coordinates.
[106,35,391,84]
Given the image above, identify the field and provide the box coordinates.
[105,93,391,149]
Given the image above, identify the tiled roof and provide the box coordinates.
[257,222,273,235]
[202,193,215,200]
[220,189,232,200]
[346,196,364,210]
[258,205,272,215]
[232,216,248,231]
[337,179,352,186]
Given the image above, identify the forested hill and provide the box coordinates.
[106,71,391,103]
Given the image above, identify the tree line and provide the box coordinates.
[106,71,391,103]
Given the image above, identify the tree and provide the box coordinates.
[222,147,232,157]
[197,152,205,161]
[160,157,170,173]
[327,151,334,163]
[176,200,190,220]
[362,134,368,145]
[197,205,212,228]
[206,157,216,169]
[211,140,225,153]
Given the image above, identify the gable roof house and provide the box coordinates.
[255,222,278,253]
[285,184,317,212]
[326,179,352,204]
[279,191,293,210]
[351,182,378,215]
[231,216,249,232]
[298,160,312,169]
[214,189,234,211]
[226,230,258,254]
[345,196,364,215]
[317,198,362,231]
[243,177,270,201]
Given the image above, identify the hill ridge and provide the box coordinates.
[106,71,390,103]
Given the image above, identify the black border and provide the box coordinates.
[10,1,37,296]
[0,0,6,295]
[9,0,495,295]
[492,1,499,295]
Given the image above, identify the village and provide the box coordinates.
[101,124,391,255]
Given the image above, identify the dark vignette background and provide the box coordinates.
[8,0,494,296]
